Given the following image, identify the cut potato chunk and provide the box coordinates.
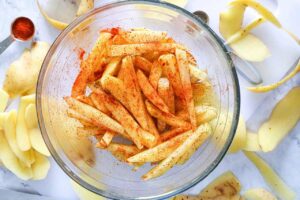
[0,89,9,112]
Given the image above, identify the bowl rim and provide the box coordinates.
[36,0,240,199]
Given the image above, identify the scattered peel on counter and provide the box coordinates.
[247,62,300,93]
[228,115,247,153]
[3,41,49,97]
[243,188,277,200]
[243,132,261,152]
[37,0,94,30]
[243,151,296,200]
[0,89,9,112]
[257,87,300,151]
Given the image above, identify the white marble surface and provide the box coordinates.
[0,0,299,199]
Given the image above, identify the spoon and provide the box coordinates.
[193,10,263,85]
[0,17,35,55]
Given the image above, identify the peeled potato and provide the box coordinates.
[198,171,241,199]
[244,151,296,200]
[258,87,300,151]
[0,89,9,112]
[29,128,50,157]
[32,151,50,180]
[0,130,32,180]
[16,94,35,151]
[243,188,277,200]
[3,42,49,97]
[243,132,261,152]
[228,115,247,153]
[230,34,270,62]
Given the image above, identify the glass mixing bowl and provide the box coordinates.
[36,1,240,199]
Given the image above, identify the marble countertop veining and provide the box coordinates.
[0,0,299,199]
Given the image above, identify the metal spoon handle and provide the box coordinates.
[0,36,14,55]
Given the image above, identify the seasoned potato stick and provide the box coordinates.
[108,43,184,57]
[112,35,128,45]
[0,89,9,112]
[72,32,111,97]
[67,108,97,127]
[159,54,184,100]
[149,61,162,90]
[189,64,207,83]
[0,130,32,180]
[117,61,126,81]
[100,57,121,85]
[161,127,190,142]
[16,94,35,151]
[128,130,193,163]
[122,30,167,43]
[103,143,141,164]
[99,131,115,147]
[143,124,210,180]
[176,48,197,128]
[64,97,124,134]
[122,57,152,132]
[195,105,218,124]
[244,151,296,200]
[133,56,152,74]
[76,95,94,107]
[77,127,105,137]
[90,93,110,115]
[3,111,34,167]
[93,89,156,149]
[137,70,170,113]
[146,101,191,129]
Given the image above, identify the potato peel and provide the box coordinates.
[228,115,247,153]
[243,188,277,200]
[258,87,300,151]
[243,132,261,152]
[244,151,296,200]
[247,61,300,93]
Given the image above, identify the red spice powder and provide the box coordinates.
[12,17,35,41]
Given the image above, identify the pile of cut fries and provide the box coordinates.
[65,28,218,180]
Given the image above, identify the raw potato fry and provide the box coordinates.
[0,130,32,180]
[103,143,141,163]
[247,62,300,93]
[243,188,277,200]
[176,48,197,128]
[128,130,193,163]
[159,54,184,99]
[0,89,9,112]
[134,56,152,74]
[2,111,34,167]
[108,43,184,57]
[177,105,217,125]
[149,61,162,90]
[189,64,207,83]
[25,104,38,129]
[29,128,51,157]
[64,97,124,134]
[198,171,241,199]
[228,116,247,153]
[76,0,94,16]
[258,87,300,151]
[122,30,167,43]
[142,124,210,180]
[160,127,190,142]
[192,81,211,105]
[93,89,156,149]
[16,94,35,151]
[244,151,296,200]
[31,151,50,180]
[243,132,261,152]
[137,70,170,113]
[72,32,111,97]
[145,101,191,129]
[100,57,121,85]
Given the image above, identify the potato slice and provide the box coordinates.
[76,0,94,16]
[128,130,193,163]
[24,103,38,129]
[2,111,34,167]
[149,61,162,90]
[198,171,241,199]
[243,151,296,200]
[0,89,9,112]
[0,130,32,180]
[243,188,277,200]
[176,48,197,128]
[230,34,270,62]
[29,128,51,157]
[16,94,35,151]
[243,132,261,152]
[143,124,210,180]
[247,62,300,93]
[258,87,300,151]
[32,151,50,180]
[228,115,247,153]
